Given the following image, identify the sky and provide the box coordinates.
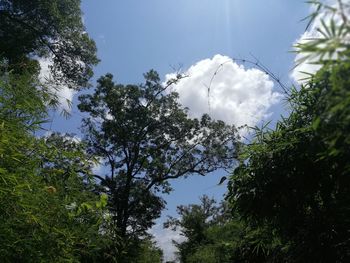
[45,0,318,261]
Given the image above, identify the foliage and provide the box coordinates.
[120,237,163,263]
[228,2,350,261]
[0,66,111,262]
[229,59,350,262]
[165,196,283,263]
[296,0,350,68]
[0,0,99,89]
[78,70,238,260]
[0,1,116,261]
[165,196,224,262]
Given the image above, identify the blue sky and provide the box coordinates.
[46,0,312,260]
[82,0,308,83]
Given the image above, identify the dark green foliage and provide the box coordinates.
[229,59,350,262]
[118,237,163,263]
[78,70,238,260]
[135,239,163,263]
[228,2,350,261]
[0,0,98,89]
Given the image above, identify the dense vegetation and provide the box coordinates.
[0,0,349,262]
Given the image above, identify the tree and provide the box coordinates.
[165,196,282,263]
[0,0,98,89]
[228,2,350,261]
[164,196,223,262]
[78,70,238,258]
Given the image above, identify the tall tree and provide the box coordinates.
[78,70,238,256]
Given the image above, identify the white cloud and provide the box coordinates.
[165,54,281,128]
[291,5,326,83]
[291,31,323,84]
[43,131,81,143]
[39,58,77,112]
[149,223,185,262]
[291,0,350,83]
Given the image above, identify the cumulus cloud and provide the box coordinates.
[291,0,350,83]
[149,223,185,262]
[165,54,281,128]
[39,58,77,112]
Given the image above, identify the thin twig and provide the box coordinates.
[204,55,289,111]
